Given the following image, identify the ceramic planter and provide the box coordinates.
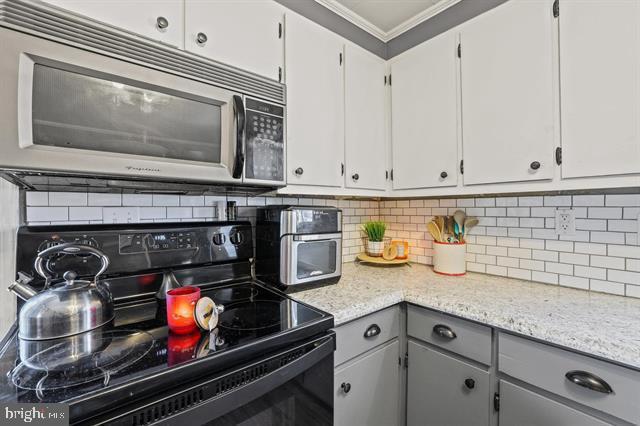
[433,242,466,276]
[366,240,384,257]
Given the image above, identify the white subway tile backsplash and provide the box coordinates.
[518,196,543,206]
[572,195,604,206]
[69,207,102,221]
[608,220,638,232]
[608,269,640,285]
[508,228,532,238]
[608,244,640,258]
[626,259,640,272]
[139,207,166,220]
[588,207,622,219]
[519,218,544,228]
[574,242,607,256]
[546,262,573,275]
[496,197,518,207]
[530,207,556,217]
[559,275,589,290]
[559,252,589,266]
[590,232,625,244]
[507,207,530,217]
[122,194,152,206]
[193,207,216,218]
[49,192,87,206]
[545,240,573,252]
[508,247,531,259]
[88,193,121,206]
[532,249,558,262]
[574,265,607,280]
[591,255,625,270]
[153,195,180,206]
[26,192,48,206]
[575,219,606,231]
[27,207,68,222]
[475,198,495,207]
[508,268,531,280]
[532,271,558,285]
[590,280,625,296]
[544,196,571,206]
[103,207,140,223]
[606,194,640,206]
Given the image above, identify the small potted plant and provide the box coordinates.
[361,221,387,257]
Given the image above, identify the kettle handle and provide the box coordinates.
[35,244,110,287]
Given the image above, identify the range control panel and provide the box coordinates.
[16,221,253,285]
[119,231,197,254]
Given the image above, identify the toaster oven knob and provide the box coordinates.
[213,233,226,246]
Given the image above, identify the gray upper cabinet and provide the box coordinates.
[334,340,401,426]
[499,380,612,426]
[407,340,490,426]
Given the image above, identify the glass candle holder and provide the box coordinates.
[166,286,201,334]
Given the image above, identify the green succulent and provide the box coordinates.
[361,221,386,242]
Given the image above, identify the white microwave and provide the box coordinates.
[0,23,285,187]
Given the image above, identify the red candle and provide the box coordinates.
[166,286,201,334]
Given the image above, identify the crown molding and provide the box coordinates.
[314,0,461,42]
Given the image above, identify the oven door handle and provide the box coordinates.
[231,94,245,179]
[157,334,335,424]
[293,233,342,242]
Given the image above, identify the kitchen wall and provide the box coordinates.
[0,180,20,336]
[23,190,640,299]
[381,193,640,298]
[23,192,379,264]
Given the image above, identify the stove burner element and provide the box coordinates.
[208,285,258,303]
[10,330,155,393]
[219,300,282,331]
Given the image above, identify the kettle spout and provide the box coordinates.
[8,272,37,301]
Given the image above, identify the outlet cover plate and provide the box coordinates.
[555,208,575,236]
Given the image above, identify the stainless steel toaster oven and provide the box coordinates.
[256,206,342,291]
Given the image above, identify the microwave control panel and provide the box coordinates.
[245,97,284,182]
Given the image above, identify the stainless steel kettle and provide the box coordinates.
[8,243,114,341]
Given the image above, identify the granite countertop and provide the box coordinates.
[292,262,640,370]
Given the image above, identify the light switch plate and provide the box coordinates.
[555,208,575,236]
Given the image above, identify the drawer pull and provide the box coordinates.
[341,382,351,394]
[565,370,613,394]
[433,324,457,340]
[363,324,381,338]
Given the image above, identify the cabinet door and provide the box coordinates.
[460,0,556,185]
[407,340,490,426]
[185,0,284,81]
[334,341,400,426]
[499,381,611,426]
[44,0,184,48]
[285,13,344,187]
[344,44,387,191]
[390,31,459,190]
[560,1,640,178]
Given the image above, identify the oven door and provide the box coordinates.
[0,28,244,184]
[281,234,342,286]
[99,334,334,425]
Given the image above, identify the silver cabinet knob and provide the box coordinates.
[352,173,359,181]
[294,167,304,176]
[530,161,541,170]
[196,32,208,46]
[156,16,169,31]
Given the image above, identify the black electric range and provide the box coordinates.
[0,222,335,425]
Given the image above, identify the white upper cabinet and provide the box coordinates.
[390,31,459,190]
[44,0,184,48]
[184,0,284,81]
[560,1,640,179]
[460,0,556,185]
[285,13,344,188]
[344,44,387,191]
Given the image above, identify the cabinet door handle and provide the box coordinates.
[156,16,169,31]
[432,324,457,340]
[464,378,475,389]
[196,32,208,46]
[352,173,359,181]
[341,382,351,394]
[294,167,304,176]
[565,370,613,394]
[363,324,381,338]
[530,161,541,170]
[440,171,448,179]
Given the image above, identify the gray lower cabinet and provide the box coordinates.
[499,380,611,426]
[407,340,490,426]
[334,340,401,426]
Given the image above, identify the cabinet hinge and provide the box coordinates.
[278,22,283,39]
[555,147,562,165]
[341,163,345,176]
[457,43,461,58]
[278,66,282,83]
[390,169,394,181]
[339,52,343,66]
[460,159,464,175]
[553,0,559,18]
[403,353,408,368]
[493,393,500,411]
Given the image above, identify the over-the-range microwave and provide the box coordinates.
[0,2,286,189]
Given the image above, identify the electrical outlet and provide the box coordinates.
[555,208,575,236]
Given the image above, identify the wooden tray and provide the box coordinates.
[356,253,410,265]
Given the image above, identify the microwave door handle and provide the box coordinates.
[231,95,245,179]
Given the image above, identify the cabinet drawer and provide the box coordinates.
[407,305,492,365]
[499,333,640,424]
[407,340,490,426]
[333,306,399,366]
[334,340,400,426]
[499,380,611,426]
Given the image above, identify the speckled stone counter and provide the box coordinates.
[291,262,640,370]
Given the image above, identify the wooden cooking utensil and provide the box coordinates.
[427,221,442,242]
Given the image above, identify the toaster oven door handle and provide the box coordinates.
[293,233,342,242]
[231,94,245,179]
